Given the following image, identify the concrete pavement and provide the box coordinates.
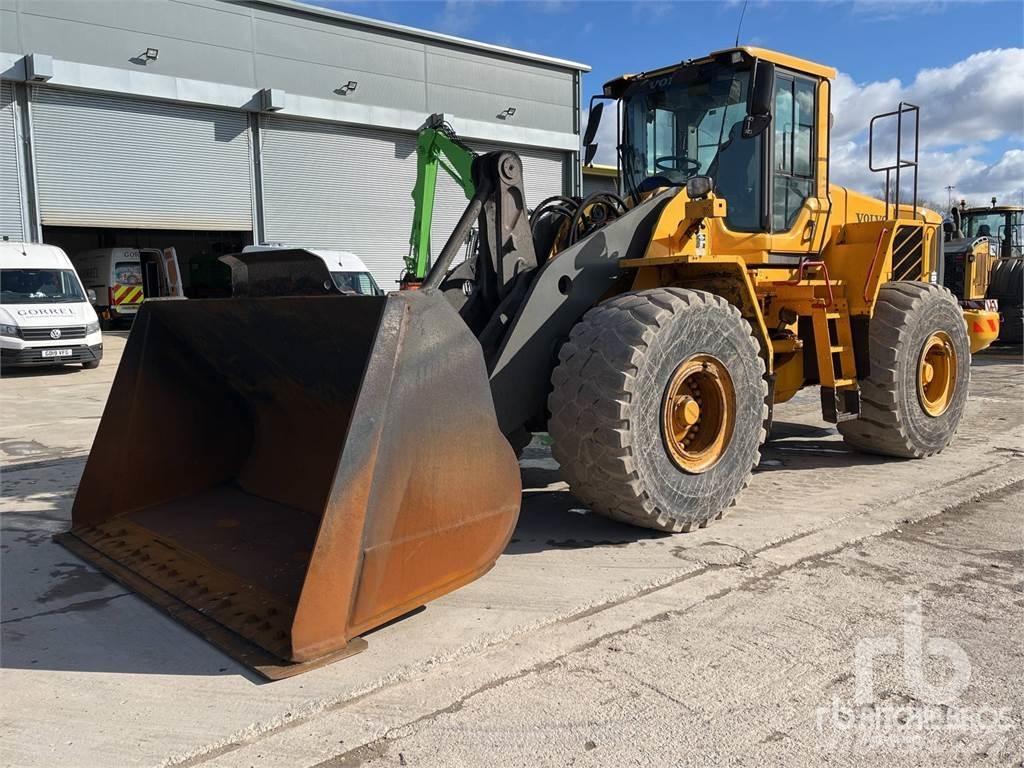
[320,482,1024,768]
[0,339,1021,768]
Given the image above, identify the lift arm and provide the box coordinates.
[406,116,476,280]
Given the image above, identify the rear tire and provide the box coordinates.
[839,281,969,458]
[548,288,767,532]
[987,257,1023,344]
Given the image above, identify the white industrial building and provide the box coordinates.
[0,0,588,290]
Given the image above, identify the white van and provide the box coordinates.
[0,242,103,369]
[72,248,184,328]
[240,246,383,295]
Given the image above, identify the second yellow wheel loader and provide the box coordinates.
[60,47,982,677]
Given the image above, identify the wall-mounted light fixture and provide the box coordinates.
[25,53,54,82]
[256,88,285,112]
[497,106,516,120]
[335,80,358,96]
[143,47,159,61]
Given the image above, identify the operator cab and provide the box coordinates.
[584,47,835,255]
[957,203,1023,260]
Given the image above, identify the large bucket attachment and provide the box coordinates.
[58,291,521,678]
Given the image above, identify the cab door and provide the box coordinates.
[767,72,829,257]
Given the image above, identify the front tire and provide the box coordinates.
[839,281,970,457]
[548,288,767,532]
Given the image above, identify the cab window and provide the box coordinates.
[622,64,763,232]
[772,74,816,231]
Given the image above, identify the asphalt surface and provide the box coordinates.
[0,334,1021,768]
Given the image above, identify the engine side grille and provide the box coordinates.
[892,226,924,281]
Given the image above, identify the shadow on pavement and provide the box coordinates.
[507,476,667,556]
[505,419,898,555]
[0,364,89,378]
[1,457,259,680]
[0,412,908,677]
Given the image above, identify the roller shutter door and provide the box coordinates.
[31,88,253,230]
[260,116,566,288]
[0,81,26,241]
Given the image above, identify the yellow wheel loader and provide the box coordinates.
[60,47,982,678]
[941,201,1023,345]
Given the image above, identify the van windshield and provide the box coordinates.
[1,269,86,304]
[331,271,381,296]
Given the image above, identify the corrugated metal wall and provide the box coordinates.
[4,1,583,137]
[0,81,26,241]
[260,115,566,288]
[31,88,254,230]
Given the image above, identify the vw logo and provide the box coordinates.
[50,329,62,339]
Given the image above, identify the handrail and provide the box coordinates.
[868,102,920,220]
[863,226,890,302]
[785,259,835,308]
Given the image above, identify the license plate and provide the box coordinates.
[41,348,73,358]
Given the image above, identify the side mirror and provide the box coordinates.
[87,288,97,304]
[743,60,775,139]
[583,101,603,146]
[582,101,604,167]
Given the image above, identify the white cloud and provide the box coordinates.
[831,48,1024,204]
[833,48,1024,148]
[581,49,1023,205]
[434,0,484,36]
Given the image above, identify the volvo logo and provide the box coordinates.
[50,329,62,339]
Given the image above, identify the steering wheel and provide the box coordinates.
[654,155,701,176]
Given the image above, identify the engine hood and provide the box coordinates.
[1,302,97,327]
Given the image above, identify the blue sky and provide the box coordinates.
[309,0,1024,204]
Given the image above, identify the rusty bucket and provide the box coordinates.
[57,290,521,679]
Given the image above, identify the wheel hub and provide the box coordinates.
[661,355,735,474]
[917,331,957,417]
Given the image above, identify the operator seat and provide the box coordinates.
[708,121,759,230]
[978,224,991,237]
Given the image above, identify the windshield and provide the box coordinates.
[331,271,381,296]
[963,211,1021,251]
[1,269,86,304]
[623,62,759,229]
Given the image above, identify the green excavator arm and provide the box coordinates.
[406,116,476,281]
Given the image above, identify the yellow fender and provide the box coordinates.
[963,308,999,354]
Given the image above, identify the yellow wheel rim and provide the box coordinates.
[661,355,735,474]
[917,331,957,417]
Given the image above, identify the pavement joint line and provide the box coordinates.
[0,592,133,625]
[296,473,1024,768]
[169,453,1024,768]
[0,453,90,473]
